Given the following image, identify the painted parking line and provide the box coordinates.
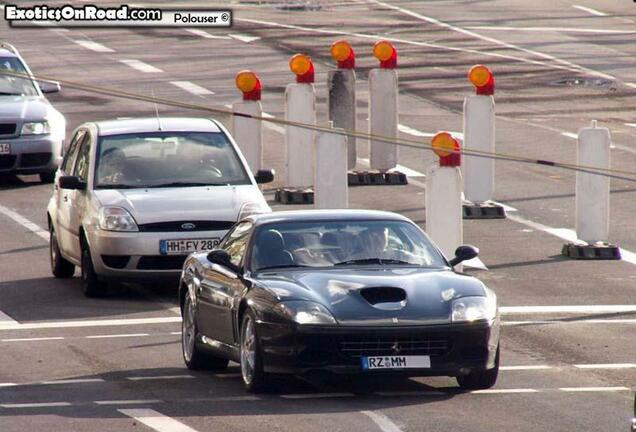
[0,204,49,241]
[466,26,634,34]
[119,408,200,432]
[574,363,636,369]
[2,336,65,342]
[85,333,150,339]
[559,387,629,392]
[95,399,163,405]
[500,365,553,371]
[40,378,105,385]
[500,305,636,314]
[0,402,72,409]
[504,319,636,326]
[572,5,607,16]
[228,33,261,43]
[73,40,114,53]
[0,316,181,331]
[119,59,163,73]
[471,388,538,394]
[170,81,214,96]
[398,124,463,140]
[361,410,403,432]
[185,28,231,39]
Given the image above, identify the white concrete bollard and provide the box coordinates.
[285,83,316,187]
[369,68,398,171]
[314,129,348,209]
[463,95,495,203]
[576,120,611,244]
[328,69,357,170]
[232,100,262,172]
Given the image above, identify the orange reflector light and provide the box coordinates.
[235,70,258,93]
[373,41,394,61]
[431,132,458,158]
[290,54,312,76]
[331,40,352,62]
[468,65,492,87]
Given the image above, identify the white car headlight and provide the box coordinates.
[21,121,50,135]
[238,201,271,221]
[451,292,497,322]
[274,301,337,325]
[98,207,138,232]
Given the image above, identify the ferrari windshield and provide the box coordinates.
[252,220,447,270]
[94,131,250,189]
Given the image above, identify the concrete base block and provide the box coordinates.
[275,188,314,205]
[562,243,621,260]
[463,202,506,219]
[348,171,408,186]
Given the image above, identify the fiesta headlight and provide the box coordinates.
[21,121,50,135]
[451,292,497,323]
[98,207,139,232]
[238,201,271,221]
[274,301,337,325]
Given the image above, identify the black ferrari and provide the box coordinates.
[178,210,500,392]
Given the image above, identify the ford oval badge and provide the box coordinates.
[181,223,196,230]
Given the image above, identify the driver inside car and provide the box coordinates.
[98,147,130,184]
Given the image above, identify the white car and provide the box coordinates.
[47,117,273,297]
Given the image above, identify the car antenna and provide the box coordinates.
[151,88,162,131]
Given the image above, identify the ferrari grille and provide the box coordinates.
[339,336,450,358]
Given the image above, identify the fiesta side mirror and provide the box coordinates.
[254,169,275,184]
[39,80,61,93]
[59,175,86,190]
[449,245,479,267]
[207,249,240,273]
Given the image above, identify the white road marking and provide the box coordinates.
[96,399,163,405]
[170,331,181,335]
[127,375,195,381]
[281,392,354,399]
[1,402,72,408]
[626,83,636,89]
[361,411,403,432]
[503,319,636,325]
[559,387,629,392]
[625,123,636,128]
[398,123,463,140]
[41,378,104,385]
[572,5,607,16]
[471,388,538,394]
[228,33,261,43]
[561,132,578,139]
[500,365,553,371]
[0,383,16,388]
[170,81,214,96]
[0,204,49,241]
[119,59,163,73]
[574,363,636,369]
[466,26,628,34]
[489,201,517,212]
[185,28,231,39]
[85,333,150,339]
[366,0,615,80]
[73,40,114,53]
[119,408,200,432]
[500,305,636,314]
[2,336,65,342]
[0,317,181,331]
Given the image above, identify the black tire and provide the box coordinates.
[50,227,75,278]
[456,345,500,390]
[181,292,229,371]
[240,309,270,393]
[80,243,107,298]
[39,171,56,183]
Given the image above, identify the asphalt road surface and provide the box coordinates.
[1,1,635,431]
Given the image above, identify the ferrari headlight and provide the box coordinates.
[21,121,50,135]
[451,293,497,322]
[98,207,138,232]
[274,301,337,325]
[238,201,271,221]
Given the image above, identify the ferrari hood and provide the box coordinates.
[256,268,488,326]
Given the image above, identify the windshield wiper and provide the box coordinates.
[146,181,229,188]
[95,184,144,189]
[257,264,310,271]
[334,258,413,266]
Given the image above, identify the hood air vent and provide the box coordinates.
[360,287,407,311]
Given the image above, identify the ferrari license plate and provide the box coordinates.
[0,143,10,155]
[160,238,220,255]
[362,355,431,370]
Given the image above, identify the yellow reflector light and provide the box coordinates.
[289,54,312,76]
[468,65,492,88]
[431,132,457,157]
[235,70,258,93]
[373,41,394,62]
[331,40,352,62]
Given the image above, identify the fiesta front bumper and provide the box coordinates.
[255,320,500,377]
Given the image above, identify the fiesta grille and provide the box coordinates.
[0,155,16,169]
[137,220,235,232]
[137,255,187,270]
[0,123,16,136]
[339,336,450,358]
[20,153,51,168]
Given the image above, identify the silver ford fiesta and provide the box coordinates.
[47,117,273,297]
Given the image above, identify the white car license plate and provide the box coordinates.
[160,238,220,255]
[0,143,10,155]
[362,355,431,370]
